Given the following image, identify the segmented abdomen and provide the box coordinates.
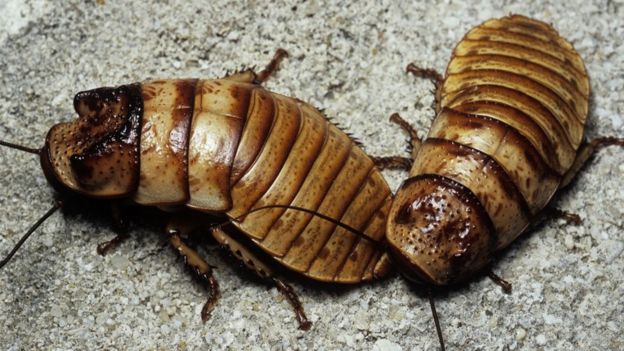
[410,15,589,250]
[134,78,392,283]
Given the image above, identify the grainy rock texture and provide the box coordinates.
[1,1,623,350]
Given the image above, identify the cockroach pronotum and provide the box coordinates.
[1,15,622,350]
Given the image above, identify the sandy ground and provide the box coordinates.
[1,1,623,350]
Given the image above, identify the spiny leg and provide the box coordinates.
[560,137,624,188]
[372,113,421,171]
[528,137,624,230]
[272,277,312,331]
[541,207,582,226]
[406,63,443,116]
[167,217,220,322]
[97,203,130,256]
[406,63,443,88]
[386,63,442,161]
[371,156,412,171]
[255,48,289,84]
[488,208,579,295]
[390,112,422,159]
[225,48,289,85]
[529,206,582,236]
[487,270,512,294]
[210,226,311,330]
[97,233,129,256]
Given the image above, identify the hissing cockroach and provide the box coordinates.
[378,15,623,349]
[0,49,393,330]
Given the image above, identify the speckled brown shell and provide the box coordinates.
[387,15,589,285]
[45,78,392,284]
[43,84,143,198]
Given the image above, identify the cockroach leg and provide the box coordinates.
[225,48,289,85]
[406,63,443,115]
[96,233,130,256]
[255,48,289,84]
[390,112,422,157]
[487,270,512,294]
[165,212,210,240]
[372,113,422,167]
[390,113,419,140]
[406,63,443,91]
[541,207,582,226]
[272,277,312,331]
[110,203,128,232]
[96,204,131,256]
[168,226,220,322]
[210,226,312,330]
[560,137,624,188]
[372,156,412,171]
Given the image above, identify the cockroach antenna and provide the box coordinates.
[428,289,445,351]
[0,201,63,269]
[240,204,386,251]
[0,139,41,155]
[0,138,60,269]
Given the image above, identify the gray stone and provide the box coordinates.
[1,1,623,350]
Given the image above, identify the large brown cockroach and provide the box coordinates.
[0,49,393,332]
[1,15,623,351]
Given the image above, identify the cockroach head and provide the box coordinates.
[386,175,494,286]
[40,84,143,198]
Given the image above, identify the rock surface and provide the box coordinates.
[1,1,623,350]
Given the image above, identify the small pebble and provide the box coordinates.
[536,334,547,346]
[373,339,403,351]
[515,328,526,341]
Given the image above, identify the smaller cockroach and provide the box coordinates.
[374,15,624,350]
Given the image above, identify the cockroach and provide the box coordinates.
[374,14,624,349]
[0,49,394,332]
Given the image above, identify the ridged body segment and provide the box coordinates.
[135,78,392,283]
[134,80,196,205]
[411,138,531,249]
[187,80,248,211]
[388,15,589,285]
[431,15,588,248]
